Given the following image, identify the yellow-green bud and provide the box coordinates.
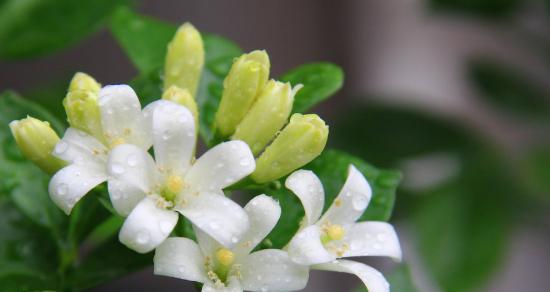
[232,80,300,155]
[251,114,329,183]
[9,117,66,174]
[162,86,199,132]
[214,50,270,137]
[68,72,101,94]
[63,90,104,142]
[164,22,204,97]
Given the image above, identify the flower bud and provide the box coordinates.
[232,80,300,155]
[63,90,104,142]
[251,114,329,183]
[162,86,199,132]
[164,22,204,97]
[68,72,101,94]
[214,50,270,137]
[9,117,66,174]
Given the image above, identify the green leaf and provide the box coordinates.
[469,59,550,121]
[110,6,176,73]
[110,9,242,144]
[0,0,132,59]
[281,62,344,113]
[520,145,550,199]
[308,149,402,221]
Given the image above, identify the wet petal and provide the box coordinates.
[287,225,335,265]
[119,197,178,253]
[343,222,402,260]
[313,260,390,292]
[285,169,324,225]
[154,237,207,283]
[52,128,107,168]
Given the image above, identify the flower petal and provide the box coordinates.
[320,165,372,225]
[154,237,207,283]
[107,144,158,216]
[98,85,151,148]
[184,141,255,192]
[285,169,324,225]
[343,222,402,261]
[202,276,242,292]
[193,225,220,257]
[151,100,196,175]
[287,225,335,265]
[49,164,107,214]
[175,191,249,248]
[240,249,309,292]
[52,128,107,168]
[313,260,390,292]
[118,197,178,253]
[235,194,281,255]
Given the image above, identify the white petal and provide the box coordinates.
[202,277,242,292]
[285,170,325,226]
[287,225,335,265]
[151,100,196,175]
[193,226,221,257]
[52,128,107,168]
[175,191,249,248]
[320,165,372,225]
[235,195,281,255]
[49,164,107,214]
[313,260,390,292]
[99,85,151,148]
[118,197,178,253]
[240,249,309,292]
[154,237,207,283]
[107,144,158,216]
[343,222,402,261]
[184,141,255,192]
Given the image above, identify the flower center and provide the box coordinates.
[109,137,126,148]
[160,175,185,202]
[205,248,238,288]
[321,223,345,244]
[216,248,235,267]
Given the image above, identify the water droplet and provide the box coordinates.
[136,230,150,245]
[352,194,368,211]
[345,191,352,197]
[110,163,125,175]
[231,236,239,244]
[111,192,121,200]
[239,158,250,166]
[178,115,188,124]
[54,141,68,154]
[215,162,224,169]
[159,220,173,234]
[260,285,268,292]
[127,154,138,166]
[162,131,171,140]
[256,275,263,280]
[178,266,185,274]
[56,183,68,196]
[372,243,382,250]
[377,233,387,242]
[107,108,114,115]
[209,222,220,230]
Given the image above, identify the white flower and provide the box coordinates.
[108,100,255,253]
[154,195,309,292]
[48,85,151,214]
[285,165,402,292]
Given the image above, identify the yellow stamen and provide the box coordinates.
[166,175,184,193]
[216,248,234,267]
[326,224,345,241]
[110,137,125,148]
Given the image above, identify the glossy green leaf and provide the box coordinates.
[469,59,550,121]
[281,62,344,113]
[0,0,132,59]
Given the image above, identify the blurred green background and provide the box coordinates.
[0,0,549,291]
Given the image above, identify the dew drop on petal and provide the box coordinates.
[377,233,387,242]
[126,154,138,167]
[239,158,250,166]
[110,163,125,175]
[209,222,220,230]
[352,194,368,211]
[178,266,186,274]
[54,141,68,154]
[56,183,68,196]
[136,230,150,245]
[231,236,239,244]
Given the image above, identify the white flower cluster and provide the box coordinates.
[48,84,401,292]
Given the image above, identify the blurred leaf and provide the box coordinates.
[308,149,402,221]
[264,149,401,248]
[333,104,518,291]
[429,0,520,19]
[355,264,418,292]
[110,8,242,144]
[0,0,132,59]
[469,60,550,121]
[520,145,550,198]
[280,62,344,113]
[110,6,175,74]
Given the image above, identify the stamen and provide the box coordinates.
[216,248,235,266]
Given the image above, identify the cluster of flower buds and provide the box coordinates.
[9,22,400,292]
